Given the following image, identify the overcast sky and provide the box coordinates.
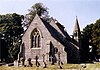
[0,0,100,35]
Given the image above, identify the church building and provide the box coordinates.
[20,14,81,64]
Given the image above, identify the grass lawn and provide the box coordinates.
[0,63,100,70]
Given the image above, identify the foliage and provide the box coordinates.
[22,3,49,31]
[81,24,94,62]
[92,19,100,56]
[27,2,49,23]
[0,13,24,61]
[81,19,100,61]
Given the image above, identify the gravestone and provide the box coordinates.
[57,52,61,65]
[49,56,53,64]
[57,52,63,69]
[14,60,18,67]
[35,56,40,67]
[27,58,32,67]
[42,54,47,68]
[21,58,25,66]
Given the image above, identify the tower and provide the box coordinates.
[73,16,81,63]
[73,16,81,43]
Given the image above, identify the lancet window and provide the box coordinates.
[31,28,41,48]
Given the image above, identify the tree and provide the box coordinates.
[27,2,49,23]
[0,13,24,62]
[92,19,100,58]
[22,3,49,31]
[81,24,94,62]
[81,19,100,62]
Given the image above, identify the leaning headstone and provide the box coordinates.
[41,61,47,68]
[14,60,18,67]
[43,62,47,68]
[21,58,25,66]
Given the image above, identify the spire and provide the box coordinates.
[73,16,81,42]
[73,16,80,32]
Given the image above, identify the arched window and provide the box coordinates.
[31,28,41,48]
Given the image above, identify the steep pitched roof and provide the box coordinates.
[50,19,77,45]
[47,18,79,48]
[55,22,71,40]
[22,14,79,49]
[49,18,71,39]
[22,14,50,39]
[49,18,65,37]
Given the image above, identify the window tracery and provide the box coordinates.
[31,28,41,48]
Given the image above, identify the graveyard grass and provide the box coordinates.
[0,63,100,70]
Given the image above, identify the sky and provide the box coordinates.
[0,0,100,35]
